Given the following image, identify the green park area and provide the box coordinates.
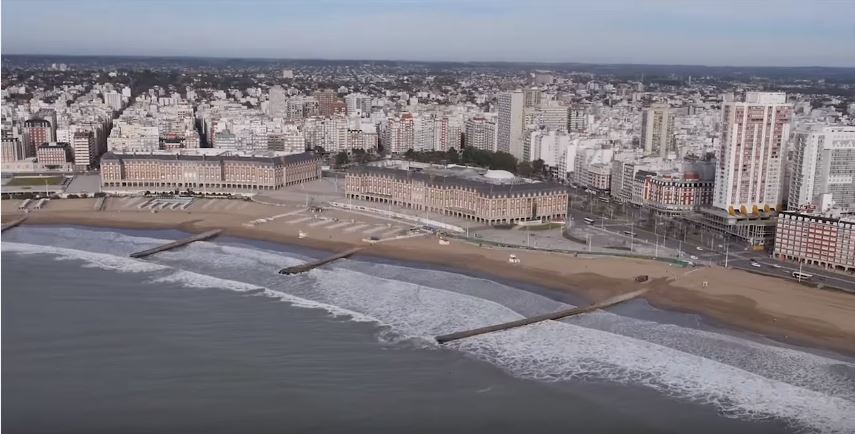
[5,176,65,187]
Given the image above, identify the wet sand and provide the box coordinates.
[4,197,855,356]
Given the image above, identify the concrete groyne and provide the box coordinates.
[1,216,27,233]
[130,229,222,258]
[278,247,364,274]
[436,287,649,344]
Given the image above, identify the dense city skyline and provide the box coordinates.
[3,0,855,67]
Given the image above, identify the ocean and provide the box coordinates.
[2,226,854,433]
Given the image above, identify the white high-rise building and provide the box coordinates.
[103,91,122,111]
[789,125,855,210]
[713,92,793,214]
[465,117,496,152]
[72,131,96,171]
[268,86,287,117]
[497,90,524,159]
[640,104,674,157]
[344,93,372,117]
[529,130,577,181]
[382,114,415,154]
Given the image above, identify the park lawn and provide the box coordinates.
[5,176,65,186]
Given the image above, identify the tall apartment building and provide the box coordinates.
[314,89,345,117]
[789,126,855,210]
[268,86,287,117]
[344,93,372,117]
[73,131,96,171]
[524,87,542,107]
[23,118,53,158]
[464,117,496,152]
[1,137,27,162]
[345,166,568,225]
[640,104,674,157]
[101,151,322,192]
[497,90,524,159]
[713,92,792,215]
[383,113,415,154]
[567,107,588,132]
[103,90,123,111]
[529,130,576,181]
[774,211,855,272]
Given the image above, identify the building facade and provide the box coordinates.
[464,117,496,152]
[643,173,714,214]
[23,119,53,158]
[714,92,792,215]
[101,151,322,193]
[2,137,27,162]
[37,142,74,168]
[774,211,855,272]
[497,90,524,159]
[73,131,96,171]
[789,125,855,210]
[640,104,674,157]
[345,166,567,225]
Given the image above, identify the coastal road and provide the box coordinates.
[567,189,855,293]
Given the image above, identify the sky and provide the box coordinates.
[2,0,854,67]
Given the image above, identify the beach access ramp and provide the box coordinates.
[436,287,649,344]
[130,229,222,258]
[278,247,364,275]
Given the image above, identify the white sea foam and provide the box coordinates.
[307,267,524,338]
[451,321,855,433]
[3,242,168,273]
[154,242,308,270]
[7,227,855,432]
[150,269,379,324]
[16,226,171,247]
[152,269,264,292]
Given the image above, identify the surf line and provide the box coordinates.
[436,285,650,344]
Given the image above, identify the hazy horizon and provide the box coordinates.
[2,0,854,68]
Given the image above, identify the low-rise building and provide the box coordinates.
[345,166,568,224]
[37,142,74,169]
[643,173,714,214]
[101,150,321,193]
[774,211,855,272]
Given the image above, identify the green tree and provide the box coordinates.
[446,148,460,164]
[335,151,350,167]
[517,161,533,177]
[491,151,518,173]
[404,149,416,160]
[532,159,546,177]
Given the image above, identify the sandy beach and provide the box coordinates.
[4,196,855,356]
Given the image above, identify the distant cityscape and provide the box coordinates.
[2,55,854,274]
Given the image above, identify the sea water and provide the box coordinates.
[2,226,854,433]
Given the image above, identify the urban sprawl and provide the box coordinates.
[2,58,854,275]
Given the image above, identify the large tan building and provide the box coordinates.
[101,151,321,193]
[774,211,855,272]
[345,166,568,225]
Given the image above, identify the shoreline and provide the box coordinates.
[3,205,855,358]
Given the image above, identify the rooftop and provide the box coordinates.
[349,165,566,197]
